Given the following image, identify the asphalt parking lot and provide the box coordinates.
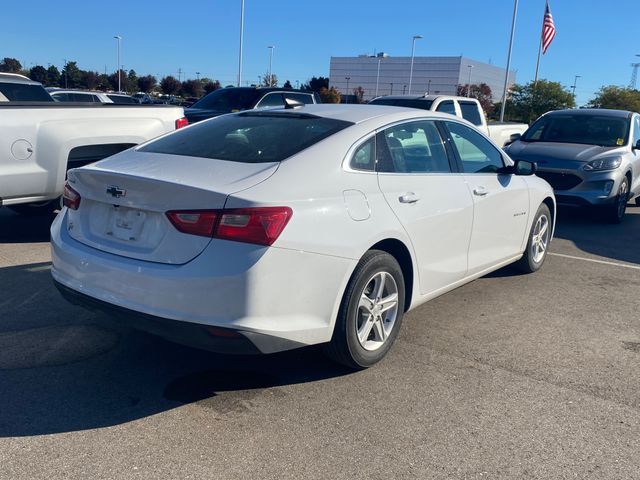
[0,204,639,480]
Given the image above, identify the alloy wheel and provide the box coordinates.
[356,271,399,352]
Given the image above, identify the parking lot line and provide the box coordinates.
[548,252,640,270]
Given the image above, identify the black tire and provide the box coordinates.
[515,203,552,274]
[602,177,629,224]
[7,199,60,216]
[323,250,405,369]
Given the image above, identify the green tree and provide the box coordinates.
[261,72,277,87]
[82,71,100,90]
[456,83,495,116]
[160,75,181,95]
[588,86,640,112]
[137,75,157,93]
[353,86,365,104]
[301,76,329,92]
[46,65,61,87]
[283,80,292,89]
[29,65,48,84]
[319,86,340,104]
[181,79,204,97]
[127,70,138,92]
[498,79,575,123]
[203,80,221,94]
[0,57,22,73]
[96,74,110,91]
[108,69,129,92]
[61,61,82,88]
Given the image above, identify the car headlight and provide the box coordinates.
[583,157,622,171]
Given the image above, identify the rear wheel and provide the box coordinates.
[603,177,629,224]
[515,203,551,274]
[324,250,405,369]
[7,199,60,216]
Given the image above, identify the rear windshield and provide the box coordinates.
[369,98,433,110]
[191,88,263,112]
[522,114,631,147]
[0,83,53,102]
[139,112,354,163]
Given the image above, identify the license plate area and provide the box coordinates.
[106,205,147,242]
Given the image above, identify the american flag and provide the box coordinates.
[541,2,556,55]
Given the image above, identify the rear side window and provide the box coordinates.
[283,92,315,104]
[0,83,53,102]
[436,100,456,115]
[140,112,354,163]
[459,101,483,126]
[192,88,262,111]
[108,94,139,104]
[256,93,284,108]
[350,137,375,171]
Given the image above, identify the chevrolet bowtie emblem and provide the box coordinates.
[106,185,126,198]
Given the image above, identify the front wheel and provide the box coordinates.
[602,177,629,224]
[324,250,405,369]
[515,203,551,274]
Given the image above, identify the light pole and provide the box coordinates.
[375,58,383,97]
[500,0,518,122]
[408,34,423,95]
[237,0,245,87]
[113,35,122,92]
[196,71,200,81]
[427,79,431,95]
[62,58,67,88]
[466,65,474,97]
[268,45,275,86]
[571,75,581,98]
[345,76,351,103]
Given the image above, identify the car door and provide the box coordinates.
[630,115,640,195]
[443,120,530,274]
[376,119,474,295]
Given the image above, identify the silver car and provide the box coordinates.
[506,109,640,223]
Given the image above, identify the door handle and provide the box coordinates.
[399,192,420,204]
[473,186,489,196]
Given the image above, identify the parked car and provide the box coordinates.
[1,76,188,215]
[49,89,138,104]
[369,95,528,147]
[132,92,153,104]
[51,104,554,368]
[0,73,54,102]
[505,109,640,223]
[185,87,321,123]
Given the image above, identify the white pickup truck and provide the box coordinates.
[0,73,187,214]
[369,94,528,147]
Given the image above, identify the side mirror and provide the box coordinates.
[509,133,522,143]
[514,159,536,176]
[634,139,640,151]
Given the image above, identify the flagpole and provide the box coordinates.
[499,0,518,123]
[533,0,548,86]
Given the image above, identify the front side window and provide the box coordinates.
[350,137,375,171]
[140,111,353,163]
[377,121,451,173]
[436,100,456,115]
[446,121,504,174]
[256,93,284,108]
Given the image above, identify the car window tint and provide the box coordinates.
[284,93,314,104]
[377,121,451,173]
[256,93,284,108]
[459,101,483,126]
[0,83,54,102]
[446,121,504,174]
[350,137,375,171]
[369,98,398,106]
[436,100,456,115]
[140,112,353,163]
[192,88,263,111]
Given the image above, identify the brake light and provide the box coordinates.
[63,182,81,210]
[175,117,189,129]
[166,210,218,237]
[165,207,292,246]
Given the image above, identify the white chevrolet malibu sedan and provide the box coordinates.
[51,105,555,368]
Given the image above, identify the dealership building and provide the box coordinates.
[329,55,515,102]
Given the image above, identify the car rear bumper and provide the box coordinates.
[51,209,355,353]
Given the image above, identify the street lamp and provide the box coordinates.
[427,79,432,95]
[237,0,245,87]
[62,58,67,88]
[571,75,582,98]
[113,35,122,92]
[345,76,351,103]
[375,57,383,97]
[466,65,474,97]
[268,45,275,86]
[408,34,423,95]
[196,71,200,81]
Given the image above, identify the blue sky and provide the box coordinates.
[2,0,638,105]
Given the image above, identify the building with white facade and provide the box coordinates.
[329,55,515,102]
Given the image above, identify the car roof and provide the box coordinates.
[547,108,633,118]
[372,94,476,102]
[0,72,41,85]
[256,104,464,125]
[50,90,106,95]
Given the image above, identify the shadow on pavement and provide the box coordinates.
[552,203,640,265]
[0,208,56,244]
[0,261,352,437]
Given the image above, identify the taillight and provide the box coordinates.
[165,207,292,246]
[166,210,218,237]
[175,117,189,129]
[63,182,81,210]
